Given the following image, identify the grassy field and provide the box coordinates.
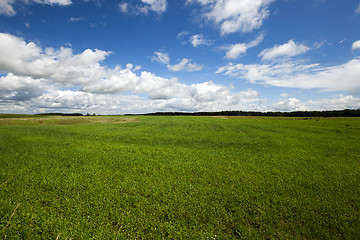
[0,115,359,239]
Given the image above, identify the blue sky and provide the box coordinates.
[0,0,359,114]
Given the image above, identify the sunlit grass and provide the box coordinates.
[0,115,359,239]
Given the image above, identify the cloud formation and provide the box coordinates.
[259,40,310,60]
[224,34,264,59]
[355,3,360,14]
[1,33,358,115]
[352,40,360,50]
[0,33,110,86]
[118,3,128,13]
[152,51,203,72]
[167,58,203,72]
[0,73,47,101]
[187,0,276,35]
[68,17,83,22]
[0,0,16,16]
[0,0,72,16]
[0,33,262,114]
[119,0,167,15]
[272,95,360,112]
[190,34,213,47]
[217,58,360,93]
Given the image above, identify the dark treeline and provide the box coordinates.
[136,109,360,117]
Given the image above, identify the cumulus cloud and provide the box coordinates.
[0,32,262,114]
[177,32,213,47]
[0,33,111,86]
[118,3,128,13]
[352,40,360,50]
[187,0,276,35]
[167,58,203,72]
[140,0,167,14]
[272,97,303,112]
[272,95,360,112]
[2,82,261,114]
[186,0,214,5]
[0,0,72,16]
[151,51,170,65]
[313,40,326,49]
[0,73,48,101]
[80,64,181,100]
[177,31,189,40]
[119,0,167,15]
[216,58,360,93]
[30,90,149,114]
[1,32,356,115]
[33,0,71,5]
[355,3,360,14]
[190,34,214,47]
[224,33,264,59]
[259,40,310,60]
[152,51,203,72]
[68,17,83,22]
[0,0,16,16]
[15,85,260,114]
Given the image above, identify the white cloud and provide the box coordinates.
[186,0,215,5]
[216,58,360,93]
[272,97,303,112]
[152,51,203,72]
[151,51,170,64]
[225,44,248,59]
[355,3,360,14]
[118,0,167,15]
[0,33,262,114]
[187,0,276,35]
[224,33,264,59]
[352,40,360,50]
[0,33,111,86]
[190,34,213,47]
[177,31,189,40]
[33,0,71,5]
[167,58,203,72]
[259,40,310,60]
[3,89,358,114]
[272,95,360,112]
[313,40,326,49]
[68,17,83,22]
[1,33,357,115]
[280,93,290,98]
[141,0,167,14]
[0,0,16,16]
[118,3,128,13]
[339,38,347,44]
[0,0,72,16]
[16,85,260,114]
[0,73,48,101]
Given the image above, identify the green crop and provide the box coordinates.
[0,115,359,239]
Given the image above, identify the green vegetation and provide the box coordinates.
[0,115,359,239]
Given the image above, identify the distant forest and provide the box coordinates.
[36,109,360,117]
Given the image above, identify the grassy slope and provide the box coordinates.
[0,116,359,239]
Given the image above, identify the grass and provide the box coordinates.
[0,115,359,239]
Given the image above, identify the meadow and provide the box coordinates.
[0,114,359,239]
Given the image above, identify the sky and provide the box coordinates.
[0,0,360,114]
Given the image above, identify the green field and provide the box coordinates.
[0,115,359,239]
